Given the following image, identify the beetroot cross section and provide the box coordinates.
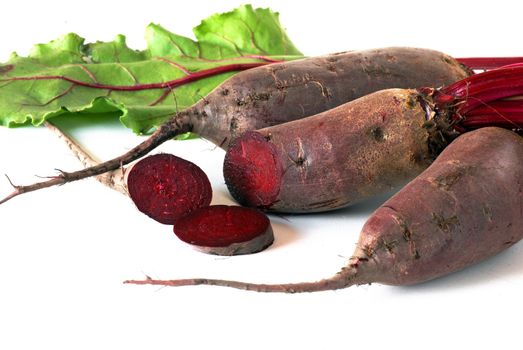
[223,131,282,208]
[173,205,274,255]
[127,153,212,224]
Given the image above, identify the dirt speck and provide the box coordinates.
[229,117,238,131]
[442,56,453,65]
[368,126,385,142]
[431,213,459,232]
[326,64,337,72]
[431,167,467,191]
[405,95,418,109]
[482,205,493,222]
[249,92,270,101]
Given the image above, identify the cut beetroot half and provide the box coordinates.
[173,205,274,255]
[223,131,282,208]
[127,153,212,225]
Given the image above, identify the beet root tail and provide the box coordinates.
[123,267,362,293]
[0,114,191,205]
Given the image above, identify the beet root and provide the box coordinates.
[223,88,434,213]
[173,205,274,255]
[125,127,523,292]
[127,154,212,225]
[352,127,523,286]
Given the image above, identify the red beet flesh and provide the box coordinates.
[173,205,274,255]
[223,131,282,208]
[127,154,212,224]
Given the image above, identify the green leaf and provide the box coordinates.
[194,5,301,57]
[27,33,87,66]
[0,4,303,134]
[86,35,147,63]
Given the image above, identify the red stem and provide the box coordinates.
[430,66,523,131]
[0,62,274,91]
[456,57,523,70]
[460,100,523,129]
[440,66,523,113]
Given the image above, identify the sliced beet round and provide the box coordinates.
[127,153,212,225]
[173,205,274,255]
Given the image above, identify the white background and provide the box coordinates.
[1,1,522,349]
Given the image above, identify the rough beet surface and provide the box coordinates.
[127,154,212,224]
[173,205,274,255]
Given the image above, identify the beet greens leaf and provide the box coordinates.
[0,5,302,134]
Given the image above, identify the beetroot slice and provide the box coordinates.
[173,205,274,255]
[127,154,212,225]
[223,131,282,208]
